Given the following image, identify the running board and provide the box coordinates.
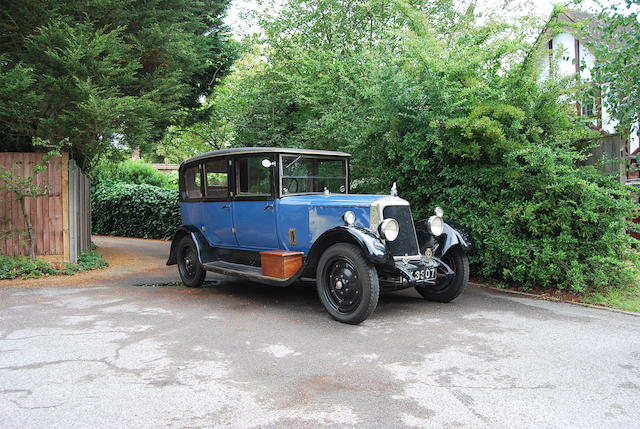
[202,260,303,287]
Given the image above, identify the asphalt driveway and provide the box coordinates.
[1,237,639,428]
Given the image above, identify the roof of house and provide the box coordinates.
[182,147,352,165]
[535,8,599,49]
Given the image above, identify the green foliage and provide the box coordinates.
[0,55,41,150]
[0,251,108,279]
[0,255,57,279]
[93,159,174,188]
[213,0,639,290]
[590,0,640,132]
[75,251,110,271]
[585,272,640,313]
[0,0,237,170]
[92,182,180,239]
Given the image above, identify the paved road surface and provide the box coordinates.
[1,237,639,428]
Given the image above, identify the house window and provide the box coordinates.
[183,164,202,199]
[204,159,228,198]
[581,98,596,117]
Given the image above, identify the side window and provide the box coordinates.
[236,156,272,196]
[183,164,202,199]
[204,159,229,198]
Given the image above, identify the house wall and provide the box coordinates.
[538,31,639,153]
[552,33,577,77]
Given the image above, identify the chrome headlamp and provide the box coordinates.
[343,210,356,225]
[379,218,400,241]
[428,207,444,236]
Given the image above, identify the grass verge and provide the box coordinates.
[474,275,640,314]
[584,284,640,313]
[0,251,109,280]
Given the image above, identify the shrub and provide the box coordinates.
[0,251,108,279]
[116,160,172,188]
[213,0,639,291]
[91,181,180,240]
[0,255,58,279]
[358,58,639,292]
[402,147,638,292]
[93,159,175,189]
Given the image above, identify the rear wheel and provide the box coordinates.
[416,246,468,302]
[177,236,206,288]
[316,243,379,325]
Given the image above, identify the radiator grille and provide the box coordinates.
[382,205,420,257]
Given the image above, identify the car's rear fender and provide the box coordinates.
[167,225,212,265]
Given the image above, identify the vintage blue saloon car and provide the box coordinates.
[168,147,472,324]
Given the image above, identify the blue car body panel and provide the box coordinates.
[233,200,279,250]
[179,194,382,254]
[179,201,204,238]
[275,194,381,254]
[180,201,237,247]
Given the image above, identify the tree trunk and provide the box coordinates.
[17,195,36,260]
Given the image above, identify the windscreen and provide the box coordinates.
[281,155,347,195]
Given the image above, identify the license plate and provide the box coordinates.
[414,267,436,282]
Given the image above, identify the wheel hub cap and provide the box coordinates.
[325,259,361,313]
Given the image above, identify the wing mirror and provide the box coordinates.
[261,159,275,168]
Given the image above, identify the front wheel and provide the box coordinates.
[177,236,206,288]
[416,246,468,302]
[316,243,380,325]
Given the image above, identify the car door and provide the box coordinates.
[232,155,280,250]
[201,157,237,247]
[179,161,206,229]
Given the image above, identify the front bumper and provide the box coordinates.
[380,255,454,290]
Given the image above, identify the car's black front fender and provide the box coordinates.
[304,225,395,275]
[415,219,474,257]
[166,225,212,265]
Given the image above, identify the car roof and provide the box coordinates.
[182,147,352,165]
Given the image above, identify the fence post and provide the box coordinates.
[69,160,78,263]
[62,153,70,263]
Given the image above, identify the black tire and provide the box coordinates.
[177,236,206,288]
[316,243,380,324]
[416,246,468,302]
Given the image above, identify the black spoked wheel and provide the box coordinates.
[316,243,379,324]
[416,246,468,302]
[177,236,206,288]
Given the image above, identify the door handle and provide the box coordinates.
[222,204,230,209]
[264,203,274,210]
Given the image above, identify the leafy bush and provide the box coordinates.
[92,181,180,240]
[76,251,109,270]
[210,0,639,291]
[0,255,57,279]
[116,160,173,188]
[166,170,180,189]
[0,251,108,279]
[93,159,175,189]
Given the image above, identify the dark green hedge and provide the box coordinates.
[92,181,180,240]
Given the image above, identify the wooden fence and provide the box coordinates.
[583,134,625,181]
[68,158,91,261]
[0,152,90,262]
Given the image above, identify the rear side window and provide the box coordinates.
[183,164,202,199]
[236,156,272,196]
[204,159,228,198]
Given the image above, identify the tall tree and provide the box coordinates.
[0,0,237,170]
